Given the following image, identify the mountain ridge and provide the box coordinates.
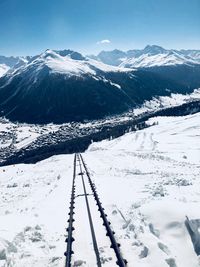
[1,45,200,78]
[88,45,200,68]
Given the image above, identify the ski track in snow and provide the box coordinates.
[0,113,200,266]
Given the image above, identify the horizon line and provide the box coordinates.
[1,44,200,58]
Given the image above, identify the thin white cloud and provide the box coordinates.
[97,39,111,45]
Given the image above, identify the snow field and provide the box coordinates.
[0,113,200,266]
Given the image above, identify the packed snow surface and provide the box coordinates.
[1,113,200,266]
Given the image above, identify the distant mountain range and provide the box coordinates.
[0,46,200,123]
[88,45,200,68]
[0,55,31,77]
[1,45,200,78]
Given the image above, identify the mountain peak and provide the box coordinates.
[36,49,86,62]
[143,45,167,54]
[41,49,57,58]
[95,49,126,66]
[54,50,85,61]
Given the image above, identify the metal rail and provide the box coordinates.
[76,154,102,267]
[64,154,77,267]
[79,154,127,267]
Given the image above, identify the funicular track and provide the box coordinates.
[64,153,127,267]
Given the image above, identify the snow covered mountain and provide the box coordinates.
[0,55,29,77]
[90,46,200,92]
[0,64,10,78]
[89,49,127,66]
[0,48,195,124]
[90,45,200,68]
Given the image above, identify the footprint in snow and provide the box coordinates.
[158,242,170,255]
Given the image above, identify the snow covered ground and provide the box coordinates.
[133,88,200,116]
[0,113,200,266]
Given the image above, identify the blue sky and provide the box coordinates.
[0,0,199,56]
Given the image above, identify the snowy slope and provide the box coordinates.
[119,51,198,68]
[0,56,29,77]
[1,113,200,266]
[180,49,200,63]
[0,64,10,78]
[133,88,200,115]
